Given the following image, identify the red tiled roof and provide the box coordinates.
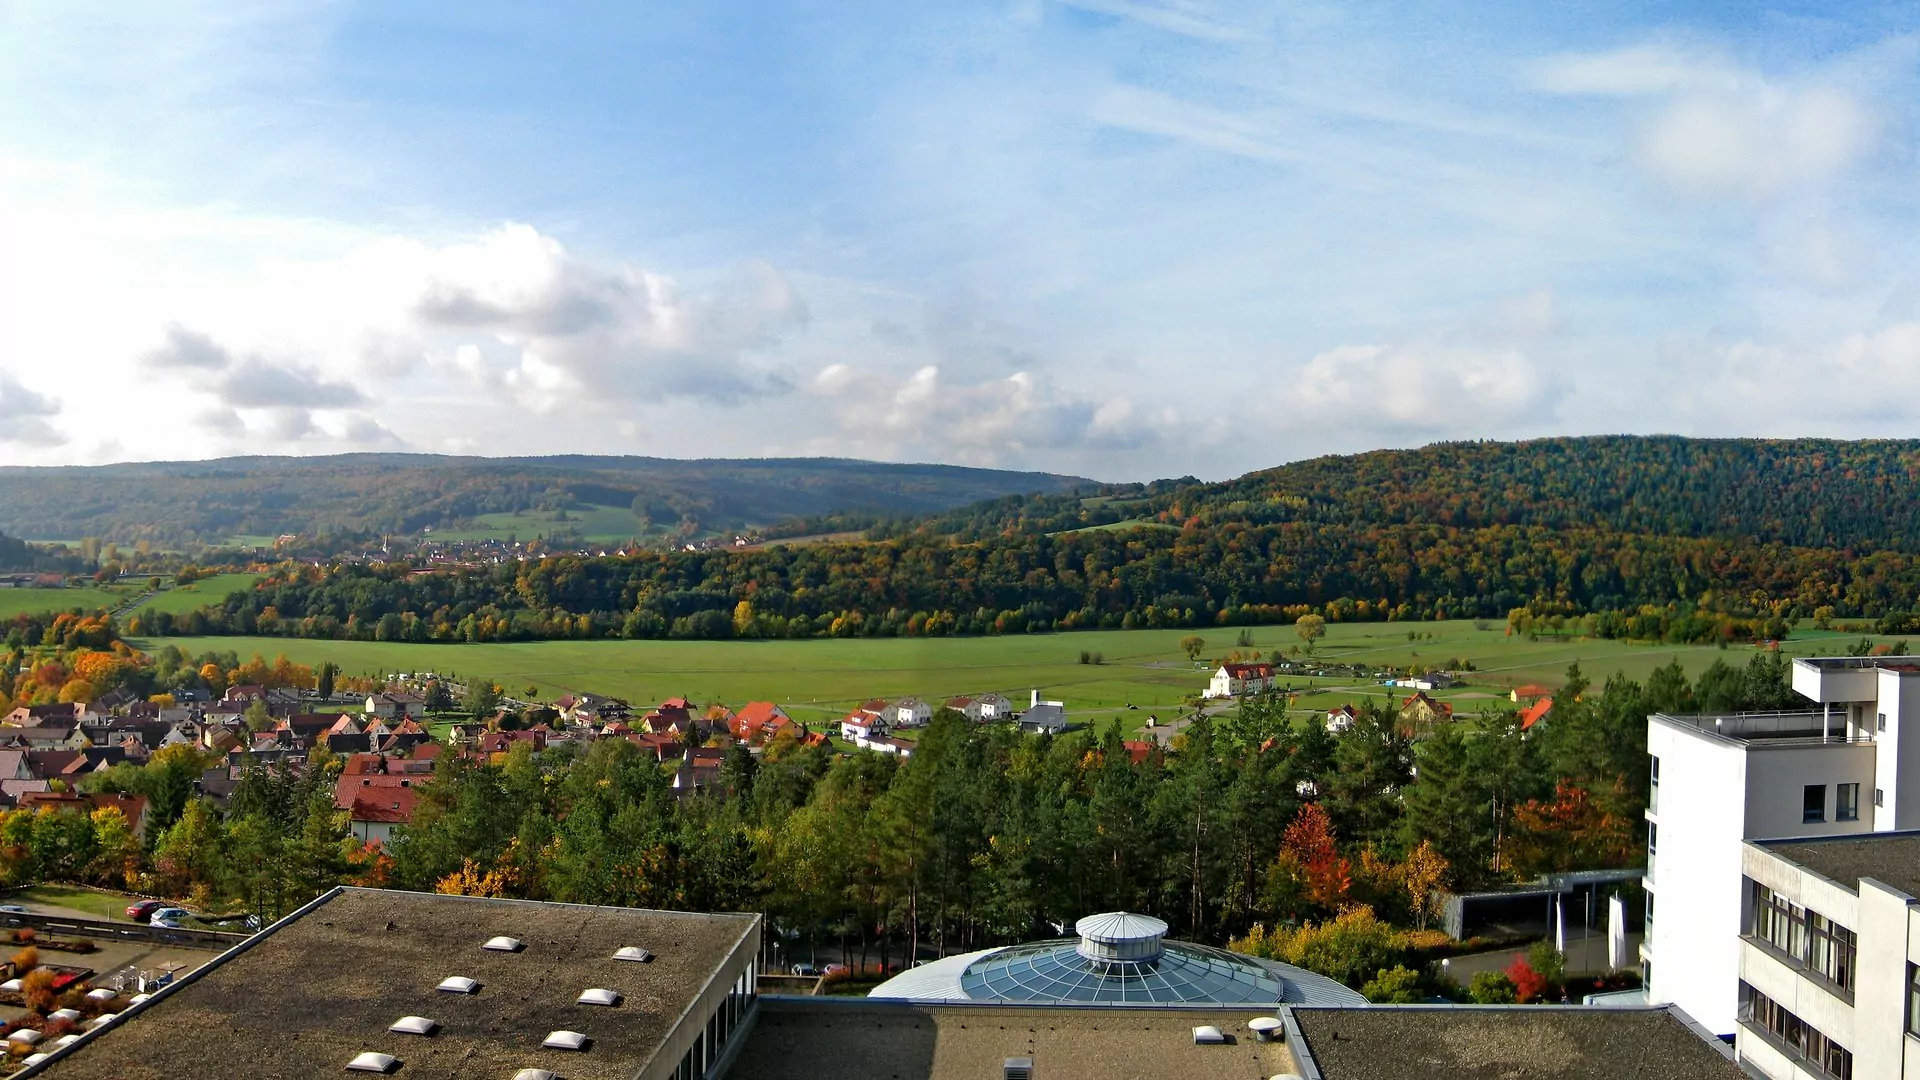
[1519,697,1554,731]
[345,787,420,824]
[1221,663,1274,678]
[735,701,784,727]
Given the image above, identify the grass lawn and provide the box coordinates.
[425,503,654,545]
[8,883,138,921]
[135,573,263,615]
[1052,520,1178,536]
[128,620,1900,737]
[0,586,130,619]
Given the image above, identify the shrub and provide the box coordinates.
[10,929,33,946]
[1525,940,1566,984]
[1505,956,1548,1003]
[10,947,38,974]
[1360,965,1423,1003]
[1468,970,1517,1004]
[1232,906,1407,988]
[20,968,56,1013]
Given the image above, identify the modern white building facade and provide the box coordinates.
[1642,657,1920,1038]
[1735,832,1920,1080]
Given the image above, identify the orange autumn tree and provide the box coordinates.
[1507,779,1639,876]
[1266,803,1352,915]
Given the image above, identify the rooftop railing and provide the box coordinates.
[1654,711,1873,744]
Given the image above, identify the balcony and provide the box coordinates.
[1654,711,1871,747]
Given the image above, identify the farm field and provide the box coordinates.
[134,574,262,615]
[424,503,653,544]
[0,585,130,619]
[128,620,1897,735]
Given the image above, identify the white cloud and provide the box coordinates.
[1533,44,1876,199]
[1295,344,1548,429]
[1058,0,1254,43]
[806,362,1163,466]
[0,372,64,445]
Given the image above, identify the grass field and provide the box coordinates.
[8,883,137,921]
[1054,520,1178,536]
[425,503,652,544]
[0,585,130,618]
[135,574,262,615]
[129,620,1902,735]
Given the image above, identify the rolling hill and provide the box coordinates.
[0,455,1096,546]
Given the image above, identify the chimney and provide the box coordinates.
[1031,689,1040,708]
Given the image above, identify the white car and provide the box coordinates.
[149,908,191,928]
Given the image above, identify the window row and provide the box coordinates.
[1741,982,1852,1080]
[1750,882,1856,993]
[1801,782,1860,824]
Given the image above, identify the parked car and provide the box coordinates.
[788,963,818,977]
[822,964,852,980]
[149,908,192,928]
[126,899,166,922]
[0,905,26,915]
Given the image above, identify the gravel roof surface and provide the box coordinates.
[730,999,1301,1080]
[28,888,756,1080]
[1290,1006,1746,1080]
[1759,832,1920,899]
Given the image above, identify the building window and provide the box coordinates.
[1908,964,1920,1037]
[1879,712,1888,732]
[1750,882,1856,995]
[1742,982,1853,1080]
[1644,892,1654,934]
[1646,822,1657,857]
[1649,755,1659,813]
[1836,783,1859,823]
[1803,784,1827,823]
[1876,788,1885,808]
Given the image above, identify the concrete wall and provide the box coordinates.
[1879,671,1920,831]
[1645,719,1749,1035]
[1745,743,1877,839]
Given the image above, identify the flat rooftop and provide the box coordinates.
[1758,831,1920,900]
[1289,1006,1746,1080]
[1651,710,1862,744]
[725,999,1301,1080]
[28,887,758,1080]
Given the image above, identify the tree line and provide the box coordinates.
[3,650,1789,996]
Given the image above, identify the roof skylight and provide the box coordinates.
[389,1015,439,1036]
[614,946,653,962]
[9,1029,42,1045]
[50,1008,81,1023]
[346,1051,402,1073]
[483,936,525,952]
[85,988,116,1002]
[512,1071,559,1080]
[1192,1025,1225,1045]
[543,1030,591,1051]
[437,976,480,994]
[53,1034,81,1049]
[577,988,622,1007]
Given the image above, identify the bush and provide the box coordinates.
[10,929,34,946]
[1526,940,1566,984]
[1360,965,1423,1003]
[20,968,56,1013]
[1505,957,1548,1003]
[1468,970,1517,1004]
[1232,906,1408,988]
[10,946,38,974]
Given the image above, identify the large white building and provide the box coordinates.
[1734,831,1920,1080]
[1643,656,1920,1039]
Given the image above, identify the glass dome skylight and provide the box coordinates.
[956,911,1286,1005]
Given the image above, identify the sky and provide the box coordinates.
[3,1,1920,481]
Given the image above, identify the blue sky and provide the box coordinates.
[2,1,1918,479]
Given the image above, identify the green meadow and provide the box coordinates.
[423,503,653,544]
[129,619,1898,734]
[135,574,263,615]
[0,585,131,619]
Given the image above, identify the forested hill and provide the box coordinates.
[0,455,1093,545]
[891,437,1920,552]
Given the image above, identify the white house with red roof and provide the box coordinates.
[1206,662,1275,699]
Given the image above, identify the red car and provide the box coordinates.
[125,899,166,922]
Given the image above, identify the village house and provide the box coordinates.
[1394,671,1457,691]
[841,711,888,743]
[1397,691,1453,727]
[2,703,86,728]
[1205,662,1275,699]
[19,790,151,839]
[1325,704,1359,733]
[1510,683,1551,703]
[364,691,426,720]
[1518,696,1554,731]
[728,701,793,744]
[890,697,933,728]
[0,719,89,751]
[944,693,1015,722]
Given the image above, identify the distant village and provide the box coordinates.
[0,656,1544,851]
